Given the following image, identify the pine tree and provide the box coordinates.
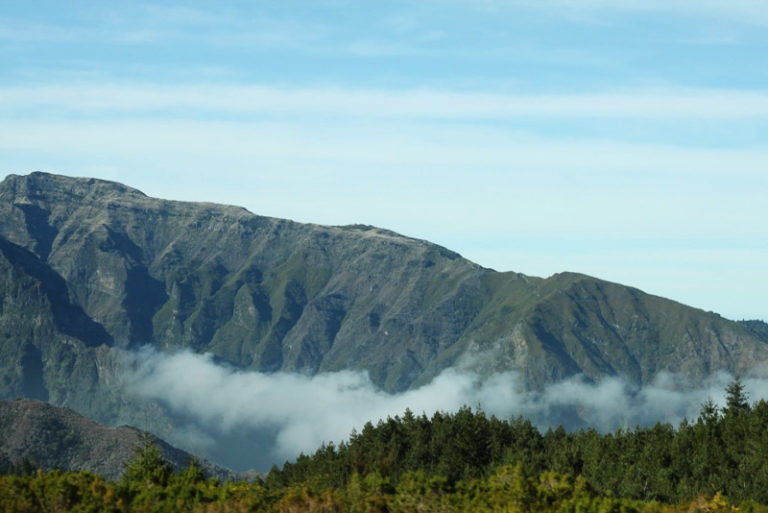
[121,435,173,489]
[724,377,750,417]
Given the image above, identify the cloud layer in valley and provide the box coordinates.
[124,347,768,470]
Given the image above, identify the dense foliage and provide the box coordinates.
[0,455,757,513]
[270,379,768,503]
[3,380,768,512]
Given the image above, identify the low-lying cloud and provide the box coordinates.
[123,347,768,471]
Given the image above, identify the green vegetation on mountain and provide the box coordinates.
[1,171,768,467]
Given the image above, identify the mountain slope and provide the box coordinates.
[0,172,766,422]
[0,398,234,480]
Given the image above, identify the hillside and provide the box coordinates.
[1,171,767,467]
[0,398,234,481]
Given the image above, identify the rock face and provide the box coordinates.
[0,398,234,480]
[0,172,767,427]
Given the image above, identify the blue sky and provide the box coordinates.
[1,0,767,321]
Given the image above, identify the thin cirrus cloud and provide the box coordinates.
[3,85,768,120]
[0,4,335,50]
[2,119,767,195]
[483,0,768,25]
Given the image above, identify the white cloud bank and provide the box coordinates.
[124,347,768,468]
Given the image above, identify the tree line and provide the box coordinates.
[268,379,768,503]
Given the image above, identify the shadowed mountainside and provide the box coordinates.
[0,398,235,481]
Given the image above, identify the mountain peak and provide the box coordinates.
[2,171,148,202]
[1,172,768,468]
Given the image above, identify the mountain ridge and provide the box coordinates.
[1,171,767,467]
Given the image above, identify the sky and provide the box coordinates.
[1,0,767,321]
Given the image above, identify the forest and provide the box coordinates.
[2,379,768,513]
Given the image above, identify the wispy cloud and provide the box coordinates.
[0,4,331,50]
[3,84,768,120]
[459,0,768,26]
[582,0,768,24]
[3,117,766,174]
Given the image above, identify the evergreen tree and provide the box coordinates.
[725,377,750,417]
[120,435,173,489]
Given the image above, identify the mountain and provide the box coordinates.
[0,398,234,480]
[1,172,767,467]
